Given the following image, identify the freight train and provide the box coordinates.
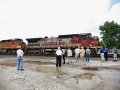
[0,33,99,55]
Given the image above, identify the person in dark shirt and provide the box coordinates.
[100,46,105,62]
[113,47,118,62]
[104,47,109,61]
[61,48,66,64]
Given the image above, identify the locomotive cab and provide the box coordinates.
[71,33,98,54]
[71,33,98,46]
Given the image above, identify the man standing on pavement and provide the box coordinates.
[67,48,72,64]
[56,47,63,67]
[80,47,85,62]
[104,47,109,61]
[61,48,66,64]
[86,47,91,62]
[100,46,105,62]
[74,46,81,64]
[16,46,24,71]
[113,47,118,62]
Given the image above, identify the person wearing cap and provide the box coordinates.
[16,46,24,71]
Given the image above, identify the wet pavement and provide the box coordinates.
[0,55,120,90]
[65,73,101,90]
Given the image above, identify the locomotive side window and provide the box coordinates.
[28,43,38,46]
[28,44,33,46]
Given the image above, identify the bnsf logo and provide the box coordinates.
[42,40,65,46]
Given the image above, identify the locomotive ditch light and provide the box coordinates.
[90,44,92,47]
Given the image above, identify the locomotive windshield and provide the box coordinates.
[1,38,23,42]
[14,39,23,42]
[80,35,88,39]
[79,33,92,39]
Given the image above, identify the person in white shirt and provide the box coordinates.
[55,47,62,67]
[16,46,24,71]
[74,46,81,63]
[67,48,72,64]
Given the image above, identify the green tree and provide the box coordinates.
[99,20,120,49]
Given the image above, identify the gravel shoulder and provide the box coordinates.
[0,55,120,90]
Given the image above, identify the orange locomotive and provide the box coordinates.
[0,38,26,54]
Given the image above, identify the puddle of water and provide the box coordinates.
[36,65,63,73]
[25,61,55,65]
[82,66,120,71]
[103,67,120,71]
[82,67,100,71]
[0,63,17,67]
[65,73,101,90]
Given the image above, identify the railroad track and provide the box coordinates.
[0,53,120,58]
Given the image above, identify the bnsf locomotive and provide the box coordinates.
[0,33,99,55]
[0,38,26,54]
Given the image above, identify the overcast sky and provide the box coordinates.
[0,0,120,43]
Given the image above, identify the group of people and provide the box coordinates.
[55,46,91,67]
[74,46,91,65]
[16,45,119,70]
[100,46,118,62]
[75,46,91,62]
